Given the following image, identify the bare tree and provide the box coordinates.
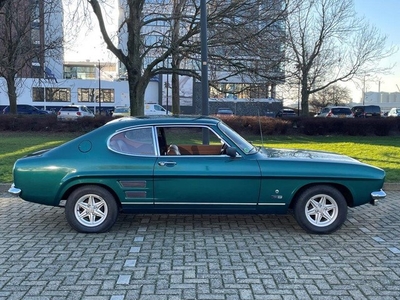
[0,0,63,114]
[85,0,287,116]
[309,84,351,112]
[285,0,395,116]
[0,0,8,10]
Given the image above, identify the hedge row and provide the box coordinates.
[0,114,111,132]
[1,114,400,136]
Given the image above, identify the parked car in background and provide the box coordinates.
[276,108,297,118]
[112,106,130,118]
[351,105,381,118]
[324,106,354,118]
[2,104,51,115]
[145,103,172,115]
[57,105,95,121]
[216,108,234,116]
[388,107,400,117]
[314,107,331,117]
[9,116,386,234]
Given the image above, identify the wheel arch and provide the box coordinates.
[60,183,122,209]
[289,183,354,209]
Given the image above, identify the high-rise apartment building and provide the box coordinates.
[117,0,285,100]
[0,0,63,79]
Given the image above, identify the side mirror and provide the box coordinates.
[225,147,237,158]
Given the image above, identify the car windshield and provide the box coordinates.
[154,104,166,112]
[218,121,257,154]
[115,107,129,113]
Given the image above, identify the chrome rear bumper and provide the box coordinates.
[370,189,386,205]
[8,183,21,196]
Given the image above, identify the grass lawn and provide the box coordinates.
[1,131,399,183]
[0,132,80,183]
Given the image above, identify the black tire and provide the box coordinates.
[65,185,119,233]
[293,185,347,234]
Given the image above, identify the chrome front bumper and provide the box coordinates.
[8,183,21,196]
[370,189,386,205]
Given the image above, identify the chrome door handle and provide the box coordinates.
[158,161,177,167]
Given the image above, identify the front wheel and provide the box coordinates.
[293,185,347,234]
[65,185,119,233]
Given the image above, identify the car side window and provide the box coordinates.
[157,126,226,156]
[109,127,155,156]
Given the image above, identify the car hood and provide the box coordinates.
[260,147,360,163]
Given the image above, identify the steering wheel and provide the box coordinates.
[220,143,228,155]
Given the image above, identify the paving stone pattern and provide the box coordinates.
[0,192,399,300]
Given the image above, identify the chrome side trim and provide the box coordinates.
[154,202,257,205]
[371,189,386,200]
[120,202,286,206]
[8,184,21,196]
[121,202,154,205]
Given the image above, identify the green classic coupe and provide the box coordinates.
[9,116,386,234]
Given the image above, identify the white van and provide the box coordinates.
[145,103,172,115]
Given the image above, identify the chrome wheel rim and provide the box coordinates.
[74,194,108,227]
[305,194,338,227]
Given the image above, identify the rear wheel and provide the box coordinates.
[293,185,347,234]
[65,185,118,233]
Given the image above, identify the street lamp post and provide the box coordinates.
[296,64,301,116]
[98,60,101,114]
[362,74,370,105]
[164,77,170,115]
[200,0,209,144]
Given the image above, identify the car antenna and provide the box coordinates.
[257,109,264,147]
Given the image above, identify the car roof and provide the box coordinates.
[105,115,220,129]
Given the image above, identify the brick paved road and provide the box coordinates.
[0,191,399,300]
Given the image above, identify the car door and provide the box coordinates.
[153,125,261,210]
[108,127,157,205]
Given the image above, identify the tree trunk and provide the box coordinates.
[6,75,18,114]
[301,87,309,116]
[127,69,145,116]
[171,53,181,115]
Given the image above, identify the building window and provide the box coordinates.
[78,88,114,103]
[64,66,96,79]
[101,89,114,103]
[77,88,94,102]
[32,87,44,101]
[32,87,71,102]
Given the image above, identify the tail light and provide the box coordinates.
[57,111,61,115]
[77,112,82,116]
[326,112,332,117]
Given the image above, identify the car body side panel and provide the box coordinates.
[153,155,261,210]
[14,157,76,205]
[257,158,385,208]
